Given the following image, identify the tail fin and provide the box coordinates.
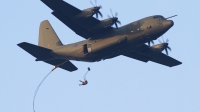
[38,20,63,49]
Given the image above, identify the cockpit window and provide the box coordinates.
[153,16,165,19]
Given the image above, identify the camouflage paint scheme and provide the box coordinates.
[18,0,181,72]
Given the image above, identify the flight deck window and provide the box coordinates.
[154,16,164,19]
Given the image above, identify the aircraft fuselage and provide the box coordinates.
[52,15,174,62]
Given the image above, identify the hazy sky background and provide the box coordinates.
[1,0,200,112]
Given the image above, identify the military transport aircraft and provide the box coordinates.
[18,0,182,72]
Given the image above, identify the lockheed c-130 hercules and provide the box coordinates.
[18,0,182,72]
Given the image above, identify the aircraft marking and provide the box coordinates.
[74,44,78,47]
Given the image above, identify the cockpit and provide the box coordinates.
[153,15,165,20]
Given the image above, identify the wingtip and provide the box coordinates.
[170,61,182,67]
[17,42,30,47]
[17,42,24,47]
[69,68,78,72]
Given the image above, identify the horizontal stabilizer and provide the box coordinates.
[44,59,78,72]
[17,42,54,60]
[18,42,78,72]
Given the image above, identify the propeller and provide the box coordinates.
[90,0,103,18]
[158,37,171,55]
[108,9,121,29]
[147,40,154,46]
[165,15,177,19]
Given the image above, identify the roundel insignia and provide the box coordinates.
[74,44,78,47]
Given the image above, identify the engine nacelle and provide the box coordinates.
[149,43,168,53]
[74,7,100,18]
[89,18,116,31]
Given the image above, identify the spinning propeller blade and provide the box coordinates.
[90,0,103,18]
[108,9,121,29]
[147,40,154,46]
[159,37,172,55]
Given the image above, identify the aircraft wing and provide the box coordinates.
[123,52,149,63]
[148,53,182,67]
[41,0,107,39]
[123,44,182,67]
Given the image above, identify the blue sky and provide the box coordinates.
[1,0,200,112]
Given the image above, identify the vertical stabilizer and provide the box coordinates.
[39,20,63,49]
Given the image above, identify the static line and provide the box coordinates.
[83,70,89,79]
[83,67,91,79]
[33,70,52,112]
[32,49,82,112]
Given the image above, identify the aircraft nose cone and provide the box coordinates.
[163,20,174,30]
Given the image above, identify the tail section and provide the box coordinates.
[39,20,63,49]
[17,42,78,72]
[17,20,78,72]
